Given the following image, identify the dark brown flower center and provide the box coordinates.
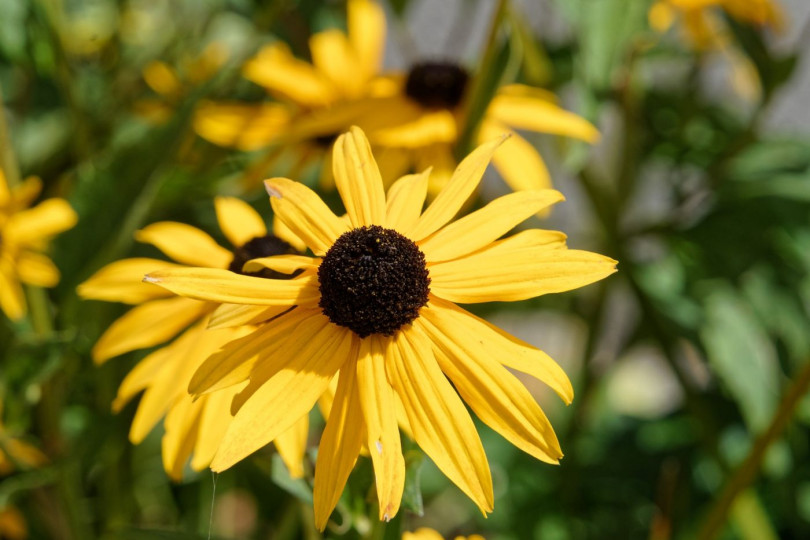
[318,225,430,338]
[229,234,297,278]
[405,61,469,109]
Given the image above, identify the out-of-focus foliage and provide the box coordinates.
[2,0,810,539]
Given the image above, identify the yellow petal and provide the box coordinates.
[418,310,563,463]
[357,336,405,521]
[16,251,60,287]
[194,101,291,151]
[10,176,43,209]
[112,345,171,412]
[91,296,209,364]
[189,308,313,396]
[78,258,179,304]
[402,528,445,540]
[210,319,350,471]
[143,60,182,97]
[427,296,573,403]
[370,109,458,148]
[128,320,236,444]
[272,215,307,253]
[135,221,232,268]
[162,394,203,481]
[274,413,310,478]
[430,244,617,303]
[207,303,290,329]
[414,144,457,199]
[242,254,318,275]
[333,127,387,228]
[385,169,430,232]
[265,177,349,255]
[407,135,506,242]
[387,328,493,513]
[419,190,564,263]
[6,198,77,245]
[310,30,362,98]
[243,43,335,107]
[0,258,26,320]
[214,196,268,248]
[348,0,385,82]
[143,267,319,306]
[313,354,364,531]
[190,389,238,471]
[479,120,553,192]
[488,90,599,142]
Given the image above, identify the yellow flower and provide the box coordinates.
[650,0,782,47]
[649,0,782,100]
[403,528,485,540]
[77,197,308,480]
[136,42,229,124]
[144,127,617,528]
[359,70,599,196]
[194,0,387,186]
[0,171,77,321]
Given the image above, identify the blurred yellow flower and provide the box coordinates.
[136,42,230,124]
[403,528,485,540]
[649,0,783,100]
[0,171,77,321]
[77,197,308,480]
[144,127,616,529]
[194,0,387,186]
[0,401,48,540]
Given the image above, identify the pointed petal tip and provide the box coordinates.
[263,180,282,199]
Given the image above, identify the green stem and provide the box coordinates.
[696,359,810,540]
[455,0,509,159]
[0,85,21,187]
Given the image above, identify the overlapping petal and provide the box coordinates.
[78,258,181,304]
[214,196,267,247]
[333,126,387,228]
[135,222,232,268]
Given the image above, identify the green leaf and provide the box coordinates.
[401,449,424,516]
[271,453,313,503]
[700,287,780,432]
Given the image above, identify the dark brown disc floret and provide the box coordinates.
[405,61,469,109]
[318,225,430,338]
[229,234,297,278]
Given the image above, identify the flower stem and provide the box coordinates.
[455,0,509,159]
[696,358,810,540]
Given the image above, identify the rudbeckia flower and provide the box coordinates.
[77,197,308,480]
[0,171,77,321]
[193,0,390,185]
[649,0,782,48]
[649,0,783,99]
[360,65,600,196]
[143,127,617,527]
[135,42,229,124]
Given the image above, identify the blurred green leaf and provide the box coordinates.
[401,449,424,516]
[730,489,779,540]
[271,453,313,504]
[700,287,780,432]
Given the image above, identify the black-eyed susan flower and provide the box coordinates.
[360,67,600,196]
[0,170,77,321]
[143,127,617,527]
[193,0,393,186]
[649,0,783,99]
[77,197,308,480]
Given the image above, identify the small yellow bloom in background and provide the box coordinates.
[77,197,307,480]
[403,528,485,540]
[649,0,784,100]
[135,42,230,124]
[0,170,77,321]
[194,0,386,186]
[144,127,617,529]
[0,401,48,540]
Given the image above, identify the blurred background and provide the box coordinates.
[2,0,810,539]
